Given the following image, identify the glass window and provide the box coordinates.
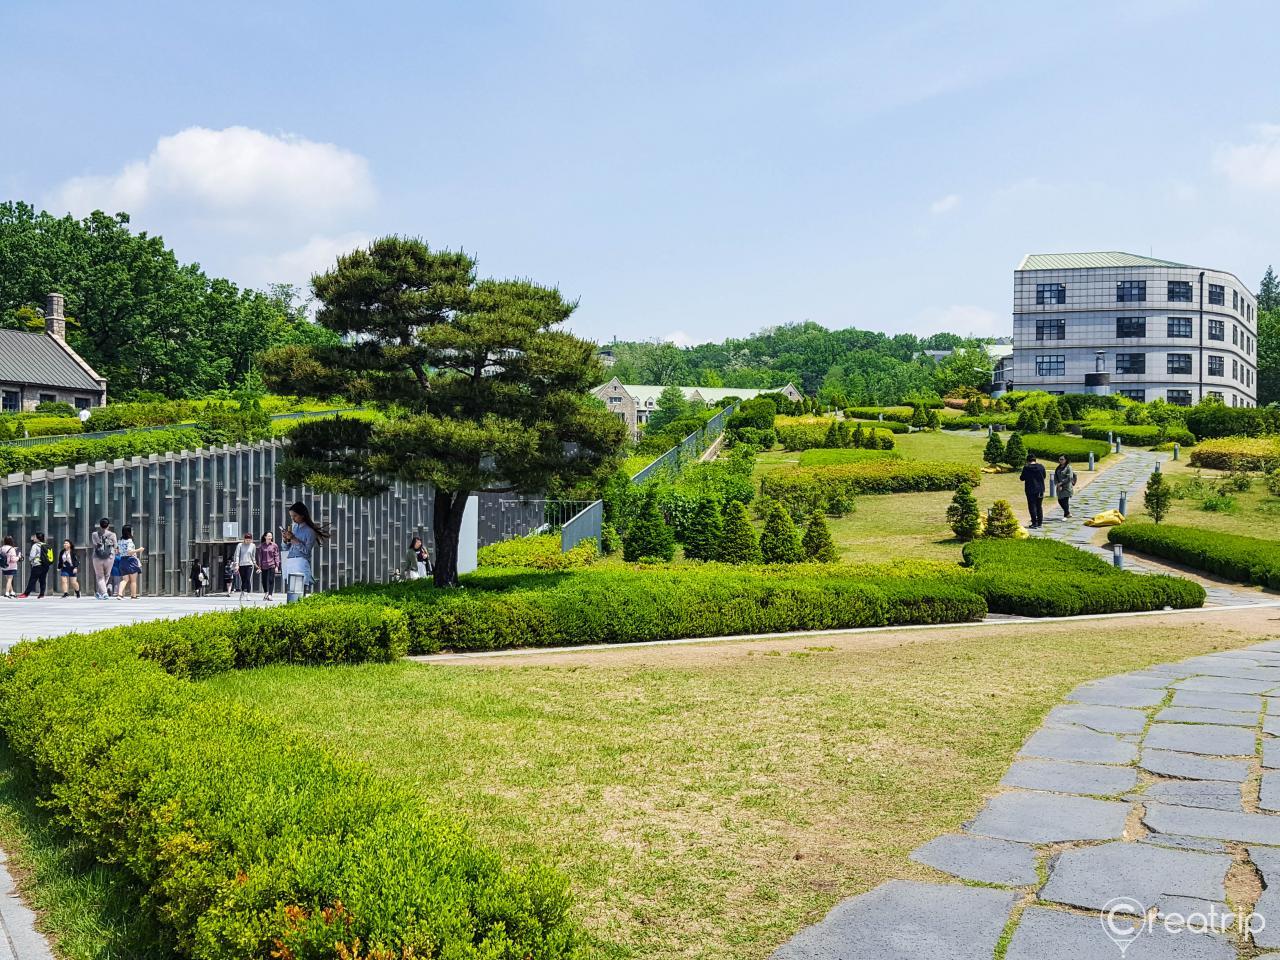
[1233,359,1239,380]
[1,390,18,413]
[1233,325,1239,345]
[1167,317,1193,337]
[1118,389,1147,401]
[1233,289,1239,309]
[1167,389,1193,406]
[74,397,92,410]
[37,392,57,405]
[1167,281,1193,302]
[1207,390,1224,402]
[1036,283,1066,305]
[1208,319,1225,340]
[1115,353,1146,374]
[1035,355,1065,376]
[1208,284,1225,305]
[1116,317,1146,338]
[1117,280,1146,302]
[1035,318,1065,340]
[1167,353,1193,375]
[1208,355,1224,377]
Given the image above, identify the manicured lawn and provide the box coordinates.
[201,611,1270,960]
[1126,457,1280,541]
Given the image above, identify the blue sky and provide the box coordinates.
[4,0,1279,345]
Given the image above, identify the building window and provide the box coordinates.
[1,390,18,413]
[37,392,57,405]
[1233,289,1239,309]
[1207,391,1224,402]
[607,396,621,404]
[1115,353,1146,374]
[1233,325,1239,346]
[74,396,92,411]
[1116,280,1146,302]
[1233,359,1239,380]
[1208,355,1224,377]
[1167,281,1193,302]
[1035,355,1065,376]
[1167,353,1193,375]
[1208,319,1225,340]
[1167,389,1193,406]
[1118,389,1147,401]
[1167,317,1193,338]
[1036,283,1067,305]
[1116,317,1146,338]
[1035,318,1065,340]
[1208,284,1225,305]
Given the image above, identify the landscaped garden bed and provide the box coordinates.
[1108,522,1280,589]
[1188,436,1280,471]
[1018,432,1111,463]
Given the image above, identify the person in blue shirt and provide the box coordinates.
[281,501,329,603]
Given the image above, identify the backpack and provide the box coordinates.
[93,531,116,560]
[44,545,54,565]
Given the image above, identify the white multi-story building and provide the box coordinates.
[1011,252,1258,407]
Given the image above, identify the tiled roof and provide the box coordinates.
[0,329,103,392]
[1017,252,1192,271]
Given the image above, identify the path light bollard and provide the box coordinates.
[1114,439,1121,454]
[1119,491,1127,517]
[1173,443,1180,461]
[1113,543,1125,569]
[1109,430,1114,444]
[988,424,993,437]
[1048,473,1056,498]
[1153,461,1160,474]
[878,413,884,422]
[1088,451,1095,471]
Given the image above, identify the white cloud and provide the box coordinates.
[929,193,960,215]
[50,126,374,226]
[243,231,373,291]
[663,330,697,347]
[1214,124,1280,192]
[911,305,1004,338]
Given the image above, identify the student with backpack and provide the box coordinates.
[58,539,81,598]
[189,559,206,597]
[18,533,50,599]
[1,536,19,599]
[90,518,118,600]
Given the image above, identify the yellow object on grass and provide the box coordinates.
[1084,509,1125,527]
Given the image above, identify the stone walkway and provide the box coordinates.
[772,641,1280,958]
[0,854,52,960]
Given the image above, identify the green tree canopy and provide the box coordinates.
[646,385,693,432]
[261,236,626,586]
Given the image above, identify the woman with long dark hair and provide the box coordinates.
[258,530,281,601]
[405,535,431,580]
[281,501,329,603]
[58,539,80,598]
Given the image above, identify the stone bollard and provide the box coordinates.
[1113,544,1124,569]
[1088,451,1095,471]
[1173,443,1180,461]
[1048,474,1056,498]
[1114,439,1121,454]
[1119,491,1127,517]
[1109,430,1114,444]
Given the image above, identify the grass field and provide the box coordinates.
[752,430,1083,562]
[1125,456,1280,541]
[195,610,1276,960]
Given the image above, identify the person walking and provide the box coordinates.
[116,525,144,599]
[234,532,257,599]
[189,559,206,597]
[58,539,81,598]
[1053,455,1077,519]
[281,501,329,603]
[19,533,50,599]
[405,535,431,580]
[1,536,20,598]
[221,555,235,596]
[89,518,117,600]
[1019,453,1047,529]
[257,531,281,601]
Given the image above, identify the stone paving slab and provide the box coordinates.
[967,791,1129,844]
[1068,683,1168,708]
[1140,749,1250,782]
[1005,906,1236,959]
[1177,675,1279,695]
[1145,803,1280,844]
[1143,722,1257,757]
[1263,738,1280,769]
[770,880,1017,959]
[908,834,1038,886]
[1157,706,1259,727]
[1045,703,1149,734]
[1261,772,1280,812]
[1140,834,1228,853]
[1171,689,1263,713]
[1000,758,1137,796]
[1018,727,1137,764]
[1039,842,1229,912]
[1138,780,1243,812]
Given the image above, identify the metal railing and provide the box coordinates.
[0,407,363,448]
[560,402,738,553]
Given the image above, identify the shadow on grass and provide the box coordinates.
[0,741,171,960]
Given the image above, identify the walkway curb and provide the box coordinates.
[0,853,53,960]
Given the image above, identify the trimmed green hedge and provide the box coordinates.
[844,406,914,424]
[1108,523,1280,589]
[1188,437,1280,471]
[1184,404,1280,440]
[962,538,1205,616]
[759,459,980,518]
[1080,424,1195,447]
[1020,433,1112,463]
[847,418,911,434]
[0,429,204,474]
[797,448,900,467]
[477,533,598,570]
[0,631,576,958]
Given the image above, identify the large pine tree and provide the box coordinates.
[261,236,626,586]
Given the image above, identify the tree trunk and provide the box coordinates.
[432,489,471,587]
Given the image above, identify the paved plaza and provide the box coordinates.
[773,641,1280,958]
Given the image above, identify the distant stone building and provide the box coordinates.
[0,293,107,413]
[592,378,803,437]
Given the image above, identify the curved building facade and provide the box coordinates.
[1011,252,1258,407]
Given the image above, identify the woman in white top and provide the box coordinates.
[0,536,18,599]
[116,524,145,599]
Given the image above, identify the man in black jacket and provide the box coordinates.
[1019,454,1047,528]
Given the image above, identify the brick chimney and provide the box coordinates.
[44,292,66,340]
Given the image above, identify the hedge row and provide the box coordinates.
[1020,433,1112,463]
[1188,436,1280,471]
[339,565,988,653]
[796,448,901,467]
[0,631,575,958]
[847,418,910,434]
[844,406,914,423]
[775,416,895,451]
[477,534,598,570]
[1080,424,1195,447]
[0,428,204,475]
[1184,404,1280,440]
[759,459,980,517]
[1107,523,1280,589]
[940,414,1018,431]
[962,538,1206,616]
